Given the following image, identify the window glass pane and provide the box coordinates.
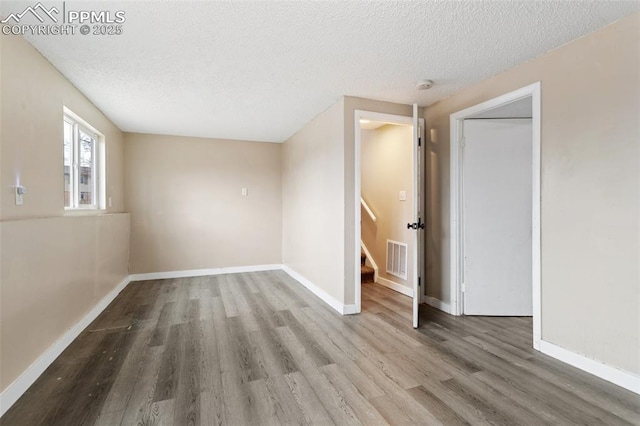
[78,128,95,205]
[63,121,73,207]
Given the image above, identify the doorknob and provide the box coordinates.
[407,218,425,230]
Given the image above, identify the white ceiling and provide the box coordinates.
[4,1,638,142]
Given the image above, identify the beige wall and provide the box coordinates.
[0,33,129,392]
[125,133,282,273]
[282,99,346,304]
[424,14,640,374]
[0,214,130,391]
[361,124,414,291]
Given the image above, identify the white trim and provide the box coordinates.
[354,109,425,316]
[342,304,358,315]
[530,86,542,349]
[281,265,352,315]
[360,240,378,281]
[360,197,377,222]
[449,82,542,349]
[412,103,419,328]
[539,340,640,395]
[375,276,413,297]
[424,296,453,315]
[128,264,282,282]
[0,276,131,417]
[63,107,105,210]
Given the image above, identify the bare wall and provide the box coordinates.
[282,99,346,304]
[124,133,282,273]
[0,33,129,392]
[424,14,640,374]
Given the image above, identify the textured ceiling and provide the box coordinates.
[3,1,638,142]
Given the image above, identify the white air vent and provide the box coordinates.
[386,240,408,279]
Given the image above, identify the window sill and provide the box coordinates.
[64,208,107,216]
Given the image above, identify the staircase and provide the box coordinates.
[361,252,375,283]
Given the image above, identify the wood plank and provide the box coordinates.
[284,371,335,425]
[173,320,200,426]
[406,385,469,426]
[153,323,182,402]
[119,346,164,425]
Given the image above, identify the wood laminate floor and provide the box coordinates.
[2,271,639,425]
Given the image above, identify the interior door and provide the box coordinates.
[463,119,533,316]
[411,104,421,328]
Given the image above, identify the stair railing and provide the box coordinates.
[361,197,377,222]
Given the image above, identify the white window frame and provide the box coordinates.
[63,108,105,210]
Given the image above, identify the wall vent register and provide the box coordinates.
[386,240,408,280]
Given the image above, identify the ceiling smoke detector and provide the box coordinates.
[416,79,433,90]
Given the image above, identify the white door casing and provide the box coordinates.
[412,103,420,328]
[355,109,424,329]
[449,82,541,347]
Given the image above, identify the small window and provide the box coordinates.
[63,110,103,209]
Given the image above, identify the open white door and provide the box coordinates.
[463,119,533,316]
[411,103,422,328]
[355,108,424,326]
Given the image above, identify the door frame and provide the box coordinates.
[354,110,425,315]
[449,82,541,349]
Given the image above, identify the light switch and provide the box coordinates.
[241,188,248,196]
[15,185,26,206]
[399,191,406,201]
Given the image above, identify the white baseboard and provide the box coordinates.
[424,295,453,314]
[129,264,282,281]
[281,265,351,315]
[0,276,131,417]
[343,304,358,315]
[538,340,640,395]
[375,277,413,297]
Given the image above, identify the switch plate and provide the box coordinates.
[399,190,406,201]
[15,186,25,206]
[241,188,248,196]
[108,197,112,208]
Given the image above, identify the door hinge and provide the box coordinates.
[418,137,422,147]
[418,277,421,287]
[461,283,466,293]
[459,137,465,148]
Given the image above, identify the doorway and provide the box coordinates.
[354,109,425,328]
[449,83,541,348]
